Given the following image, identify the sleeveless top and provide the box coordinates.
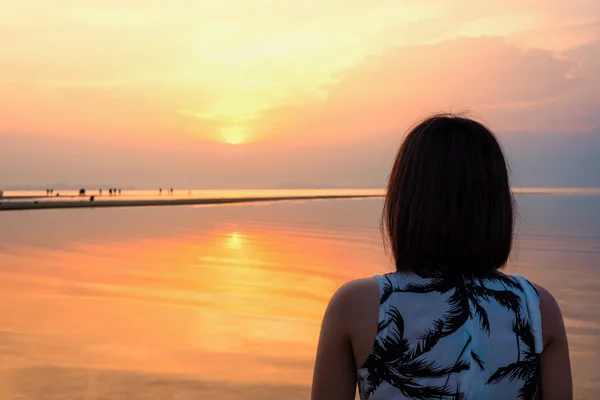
[357,271,542,400]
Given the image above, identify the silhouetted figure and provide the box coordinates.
[159,188,162,195]
[56,193,59,197]
[170,188,174,195]
[79,188,86,196]
[99,189,103,196]
[118,189,121,195]
[90,196,95,202]
[109,188,113,196]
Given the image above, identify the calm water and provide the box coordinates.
[0,194,598,399]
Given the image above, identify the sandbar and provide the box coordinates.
[0,194,383,212]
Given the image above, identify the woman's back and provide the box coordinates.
[311,115,571,400]
[358,271,540,399]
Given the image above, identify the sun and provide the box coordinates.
[221,125,247,145]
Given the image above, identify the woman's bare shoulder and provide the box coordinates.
[530,282,562,318]
[530,281,565,347]
[324,277,381,336]
[529,281,573,399]
[325,278,381,367]
[327,277,380,314]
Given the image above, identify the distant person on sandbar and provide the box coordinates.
[79,188,86,196]
[311,114,572,400]
[118,189,121,195]
[159,188,162,195]
[99,189,102,196]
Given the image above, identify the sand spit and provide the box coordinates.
[0,194,383,212]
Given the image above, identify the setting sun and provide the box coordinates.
[222,125,248,145]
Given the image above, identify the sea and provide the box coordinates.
[0,189,598,399]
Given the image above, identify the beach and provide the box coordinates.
[0,194,382,211]
[0,193,382,211]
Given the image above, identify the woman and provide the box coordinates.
[311,114,572,400]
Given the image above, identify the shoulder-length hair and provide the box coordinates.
[383,114,514,276]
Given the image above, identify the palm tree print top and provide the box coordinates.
[357,271,542,400]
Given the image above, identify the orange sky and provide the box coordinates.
[0,1,599,188]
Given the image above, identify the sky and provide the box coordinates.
[1,0,599,188]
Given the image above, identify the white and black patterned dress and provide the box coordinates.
[357,271,542,400]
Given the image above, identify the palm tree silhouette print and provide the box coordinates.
[379,272,523,356]
[486,316,541,399]
[362,307,470,399]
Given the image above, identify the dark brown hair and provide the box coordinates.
[383,113,514,276]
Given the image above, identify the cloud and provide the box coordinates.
[2,1,598,143]
[510,19,600,51]
[258,36,597,142]
[494,40,600,133]
[0,82,219,138]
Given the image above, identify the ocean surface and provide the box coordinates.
[0,191,598,399]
